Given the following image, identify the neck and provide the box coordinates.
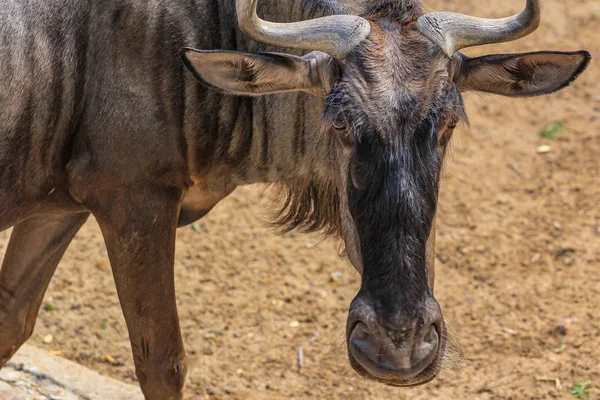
[173,0,345,234]
[180,0,343,234]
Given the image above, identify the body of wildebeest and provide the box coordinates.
[0,0,590,398]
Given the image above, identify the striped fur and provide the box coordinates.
[0,0,356,233]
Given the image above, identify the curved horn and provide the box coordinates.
[417,0,542,58]
[236,0,371,59]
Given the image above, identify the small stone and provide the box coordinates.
[271,299,284,308]
[289,321,300,328]
[536,145,552,154]
[329,271,342,282]
[94,259,110,270]
[43,334,53,344]
[105,354,116,364]
[553,221,562,230]
[502,327,518,336]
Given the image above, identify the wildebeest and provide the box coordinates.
[0,0,590,398]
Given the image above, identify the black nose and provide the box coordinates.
[347,296,443,383]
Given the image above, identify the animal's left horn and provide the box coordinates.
[416,0,541,58]
[236,0,371,59]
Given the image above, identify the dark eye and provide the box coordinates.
[447,123,457,130]
[333,112,346,130]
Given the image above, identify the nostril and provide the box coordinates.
[352,322,369,339]
[426,324,438,344]
[349,322,377,363]
[424,324,438,343]
[411,324,439,367]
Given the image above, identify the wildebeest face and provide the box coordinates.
[183,0,589,387]
[324,23,463,386]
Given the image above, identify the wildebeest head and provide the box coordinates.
[183,0,590,387]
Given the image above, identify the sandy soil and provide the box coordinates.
[1,0,599,399]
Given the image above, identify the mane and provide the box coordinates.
[268,132,344,237]
[269,177,343,237]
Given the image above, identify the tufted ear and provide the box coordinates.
[182,48,338,97]
[454,50,591,97]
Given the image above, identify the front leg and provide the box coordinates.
[0,213,90,367]
[92,186,187,400]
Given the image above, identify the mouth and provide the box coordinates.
[346,319,447,387]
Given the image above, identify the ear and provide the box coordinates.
[454,50,591,97]
[181,48,338,97]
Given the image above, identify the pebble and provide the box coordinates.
[536,145,552,154]
[329,271,342,282]
[553,221,562,230]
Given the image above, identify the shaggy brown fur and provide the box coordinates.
[273,178,343,235]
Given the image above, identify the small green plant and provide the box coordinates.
[539,122,564,139]
[43,302,55,312]
[572,380,591,399]
[100,322,109,329]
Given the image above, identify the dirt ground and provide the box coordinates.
[1,0,599,399]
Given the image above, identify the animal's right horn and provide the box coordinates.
[236,0,371,59]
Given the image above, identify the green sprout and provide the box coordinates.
[539,122,564,139]
[571,380,591,399]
